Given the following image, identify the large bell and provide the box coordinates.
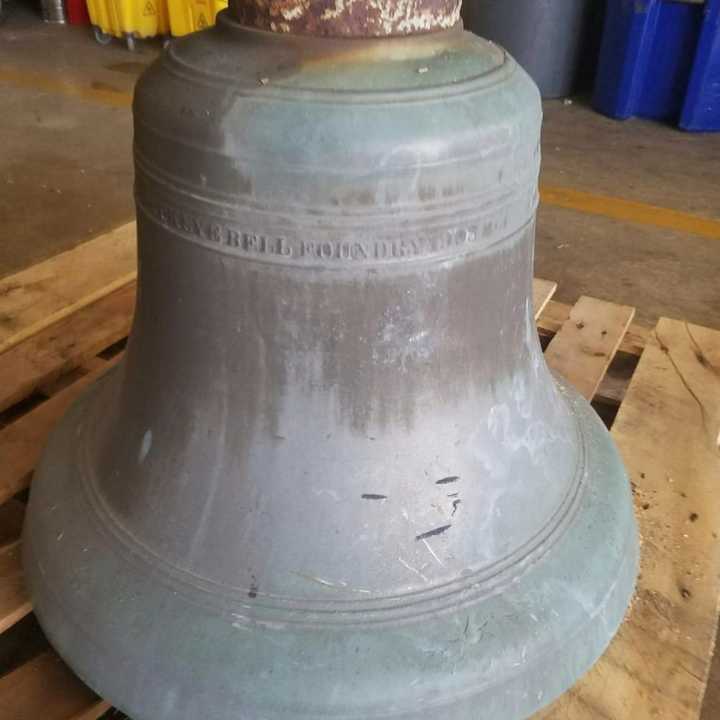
[23,2,638,718]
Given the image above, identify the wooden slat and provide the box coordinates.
[0,651,110,720]
[538,298,650,356]
[0,355,121,507]
[532,279,557,320]
[0,285,135,412]
[537,318,720,719]
[0,222,136,355]
[0,540,31,634]
[543,296,636,400]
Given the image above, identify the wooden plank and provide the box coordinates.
[538,298,650,357]
[544,296,635,400]
[532,279,557,320]
[0,540,31,634]
[0,284,135,412]
[537,318,720,719]
[0,651,110,720]
[537,299,574,337]
[0,222,136,355]
[0,355,121,506]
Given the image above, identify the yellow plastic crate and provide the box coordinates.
[88,0,170,47]
[167,0,227,36]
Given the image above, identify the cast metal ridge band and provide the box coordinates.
[73,375,588,628]
[133,159,539,269]
[135,196,537,269]
[160,31,514,104]
[132,143,540,197]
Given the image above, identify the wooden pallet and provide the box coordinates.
[1,225,719,720]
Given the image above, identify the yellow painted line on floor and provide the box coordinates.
[0,67,132,108]
[2,64,719,242]
[540,185,720,241]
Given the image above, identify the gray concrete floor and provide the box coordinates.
[0,0,145,274]
[538,102,720,329]
[1,0,720,717]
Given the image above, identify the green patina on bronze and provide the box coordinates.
[23,8,638,720]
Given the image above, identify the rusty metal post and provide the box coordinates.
[231,0,462,36]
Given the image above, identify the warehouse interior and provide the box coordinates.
[3,1,719,328]
[1,0,719,718]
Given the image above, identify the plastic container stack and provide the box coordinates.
[594,0,720,132]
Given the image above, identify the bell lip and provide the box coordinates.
[27,531,638,720]
[131,188,541,272]
[23,377,638,720]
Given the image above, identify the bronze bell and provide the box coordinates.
[23,2,638,718]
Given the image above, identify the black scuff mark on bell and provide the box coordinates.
[362,493,388,500]
[416,524,451,541]
[435,476,459,485]
[451,499,462,516]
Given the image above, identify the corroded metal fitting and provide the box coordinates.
[230,0,462,36]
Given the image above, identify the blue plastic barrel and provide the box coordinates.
[593,0,720,132]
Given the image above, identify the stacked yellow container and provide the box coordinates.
[88,0,170,49]
[167,0,227,36]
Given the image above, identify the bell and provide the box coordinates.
[23,2,638,718]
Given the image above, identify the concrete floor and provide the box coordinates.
[539,103,720,329]
[0,0,141,274]
[1,0,720,716]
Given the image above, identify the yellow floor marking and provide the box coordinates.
[2,65,719,241]
[0,67,132,108]
[541,185,720,241]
